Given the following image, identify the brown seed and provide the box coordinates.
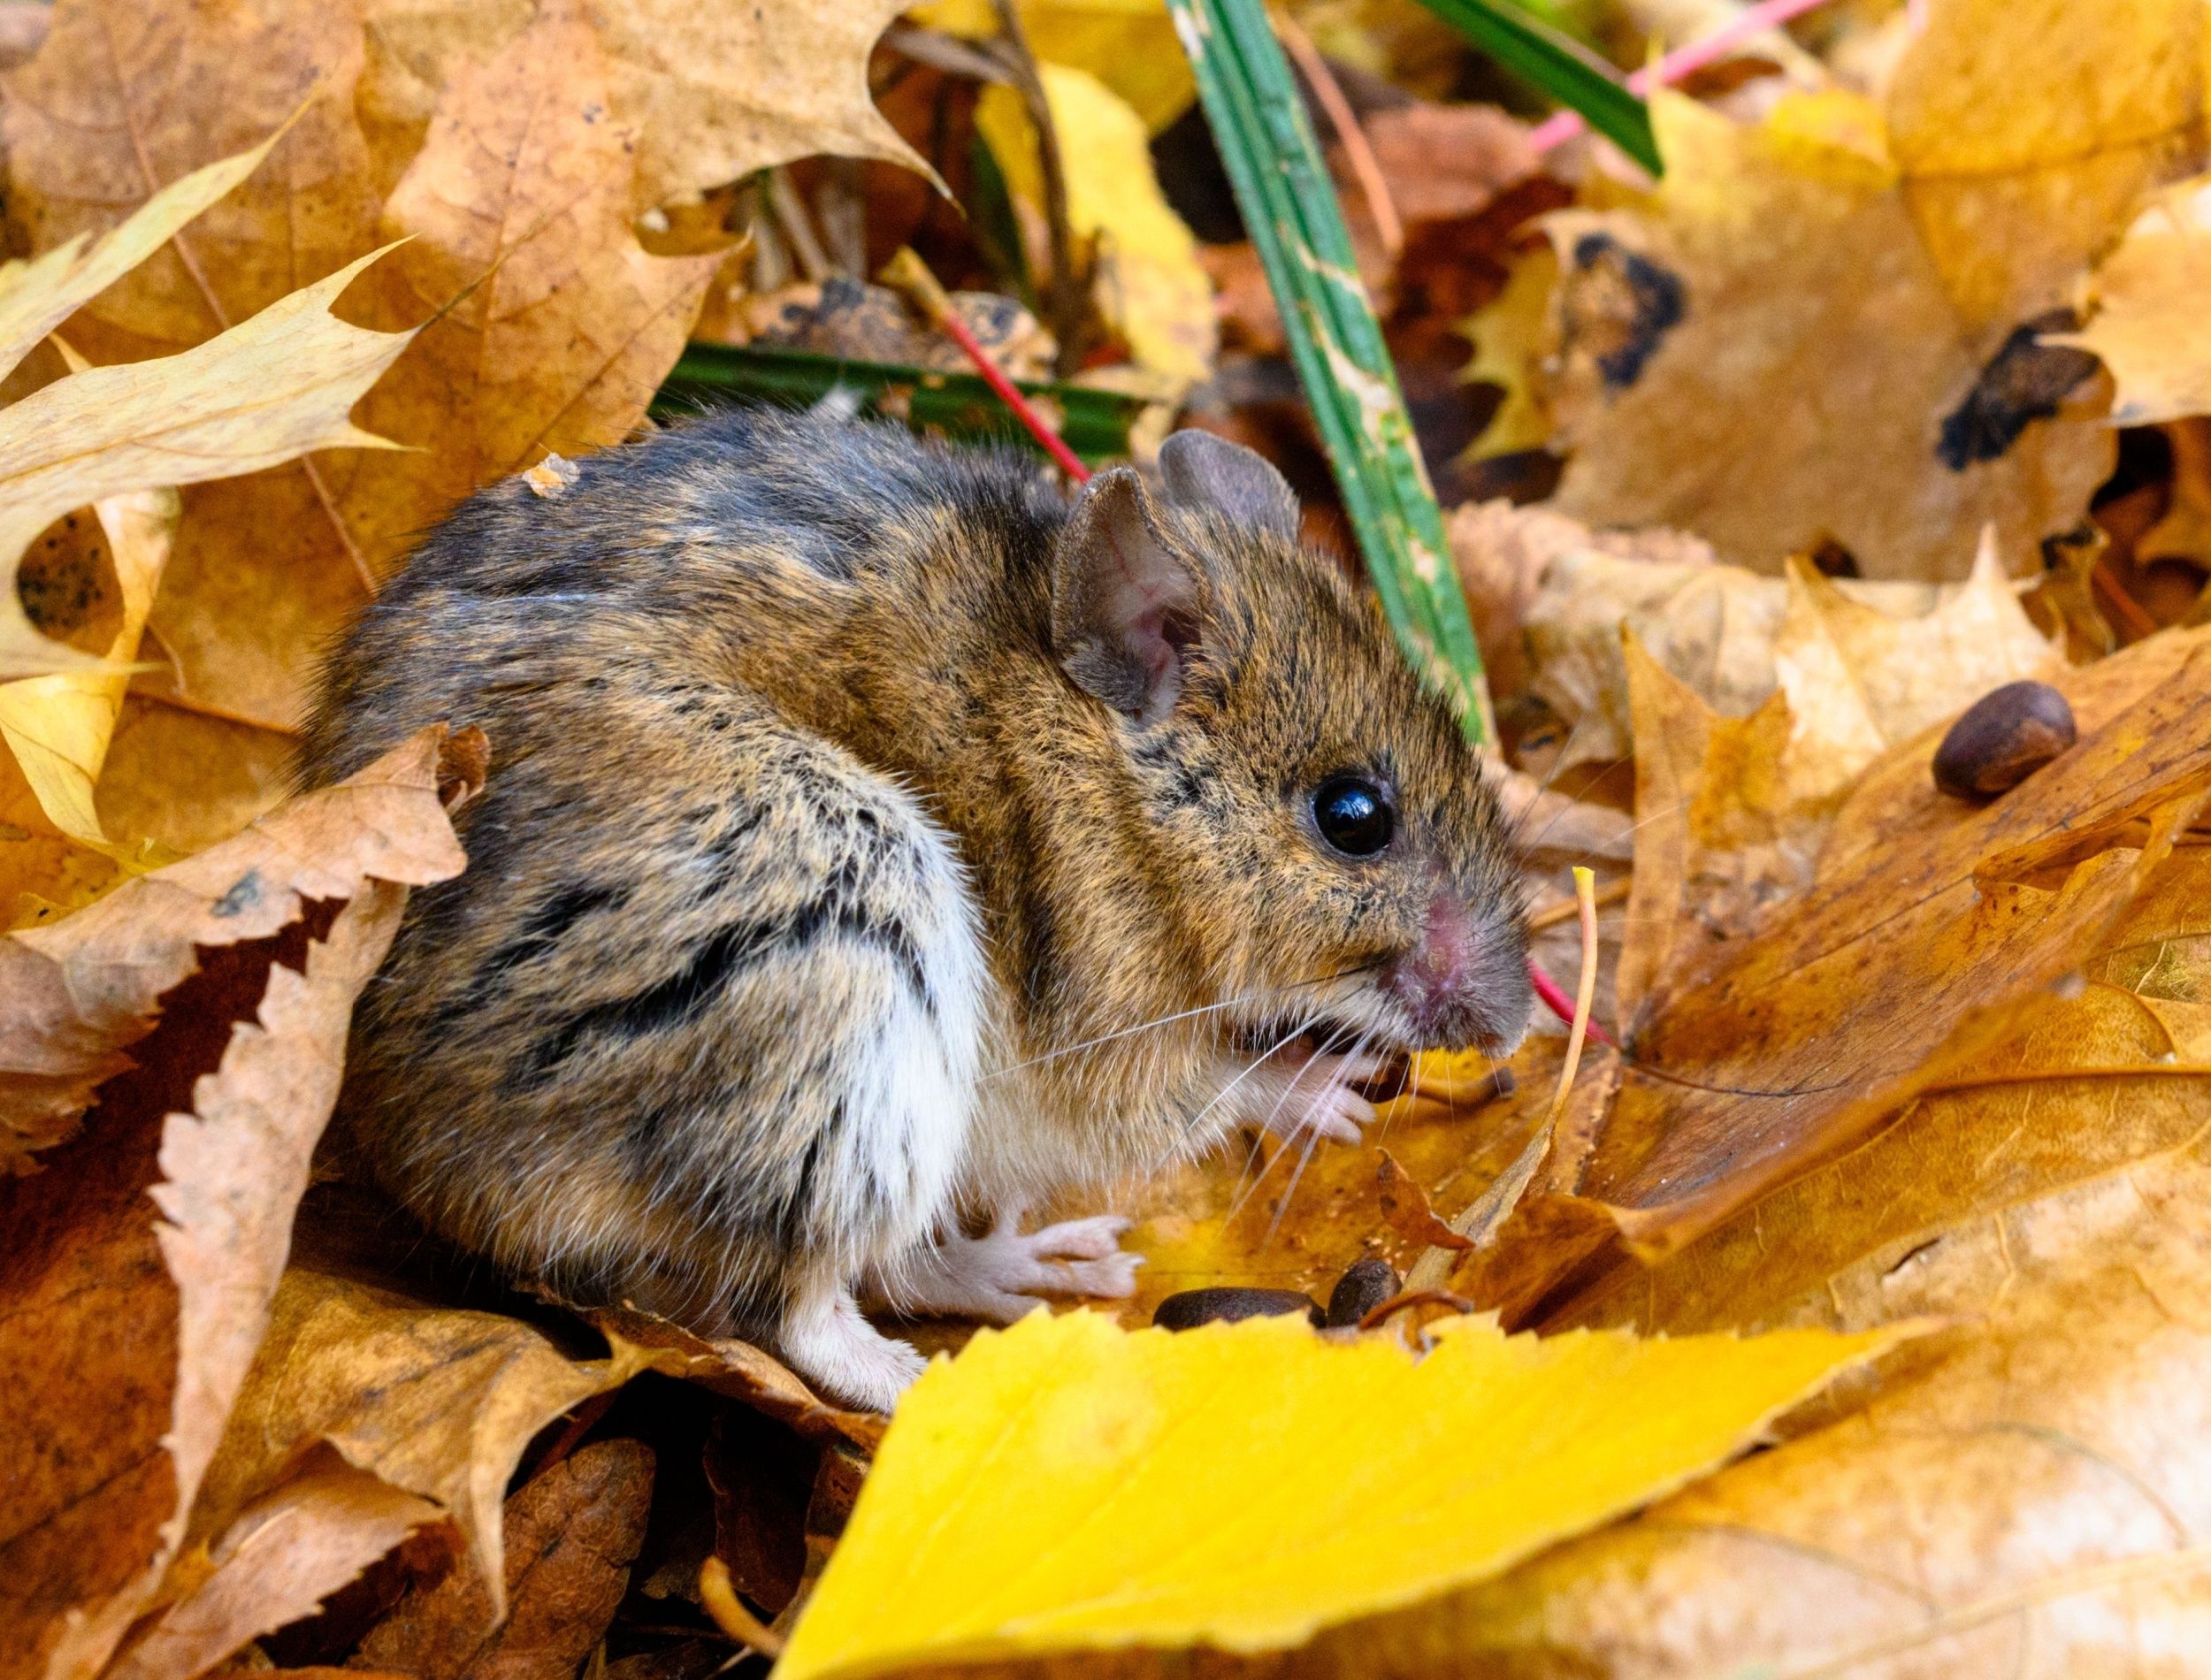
[1151,1287,1324,1331]
[1324,1256,1402,1329]
[1932,680,2077,798]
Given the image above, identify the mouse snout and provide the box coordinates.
[1382,890,1532,1055]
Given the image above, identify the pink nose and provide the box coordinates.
[1384,892,1531,1053]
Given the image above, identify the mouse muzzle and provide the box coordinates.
[1381,890,1533,1056]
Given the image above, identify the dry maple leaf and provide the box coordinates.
[0,727,476,1680]
[354,1439,654,1680]
[363,0,935,213]
[1507,0,2211,589]
[342,8,722,573]
[2,0,390,739]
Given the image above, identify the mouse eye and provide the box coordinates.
[1312,775,1395,858]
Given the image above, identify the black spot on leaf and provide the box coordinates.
[1564,232,1686,391]
[1937,308,2100,470]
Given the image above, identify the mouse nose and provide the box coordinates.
[1383,891,1532,1054]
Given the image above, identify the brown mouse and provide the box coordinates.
[300,409,1529,1409]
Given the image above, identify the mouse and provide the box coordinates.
[299,409,1531,1411]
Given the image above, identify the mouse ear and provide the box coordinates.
[1157,429,1300,543]
[1051,467,1204,726]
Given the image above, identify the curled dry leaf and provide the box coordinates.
[106,1464,443,1680]
[354,1439,654,1680]
[774,1310,1911,1680]
[0,728,475,1680]
[1374,1149,1473,1251]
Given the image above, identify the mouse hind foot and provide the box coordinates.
[868,1206,1142,1325]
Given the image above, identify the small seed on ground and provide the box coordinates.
[1932,679,2076,798]
[1152,1287,1324,1331]
[1325,1256,1403,1329]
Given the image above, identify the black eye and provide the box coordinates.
[1312,776,1394,857]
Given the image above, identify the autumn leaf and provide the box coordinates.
[1526,61,2158,576]
[975,63,1217,389]
[353,1440,654,1680]
[774,1309,1909,1679]
[341,7,722,577]
[0,128,284,386]
[0,728,475,1680]
[105,1466,444,1680]
[2050,173,2211,428]
[1456,498,2055,774]
[363,0,935,214]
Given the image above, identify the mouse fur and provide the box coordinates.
[300,409,1529,1409]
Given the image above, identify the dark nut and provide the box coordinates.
[1324,1256,1403,1329]
[1151,1287,1324,1331]
[1932,680,2076,799]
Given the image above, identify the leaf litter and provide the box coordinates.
[10,1,2211,1676]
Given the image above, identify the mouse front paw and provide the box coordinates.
[878,1207,1143,1325]
[1235,1047,1387,1145]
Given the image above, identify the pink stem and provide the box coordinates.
[934,307,1093,483]
[1530,957,1614,1046]
[1525,0,1834,156]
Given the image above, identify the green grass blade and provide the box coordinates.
[1167,0,1494,742]
[654,342,1142,465]
[1418,0,1661,174]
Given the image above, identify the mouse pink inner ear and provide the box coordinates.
[1158,428,1299,544]
[1050,467,1205,726]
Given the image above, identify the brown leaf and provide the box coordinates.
[0,729,472,1680]
[195,1268,624,1625]
[590,1307,888,1454]
[363,0,935,215]
[1466,624,2211,1335]
[108,1465,444,1680]
[0,0,390,850]
[1,726,474,1162]
[1595,627,2211,1250]
[1373,1149,1472,1251]
[342,8,721,574]
[356,1439,654,1680]
[1539,81,2129,577]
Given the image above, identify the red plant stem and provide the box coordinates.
[933,305,1093,483]
[1526,0,1835,156]
[1531,957,1614,1046]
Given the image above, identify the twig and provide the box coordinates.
[1532,956,1612,1045]
[1526,0,1836,155]
[1271,11,1404,259]
[765,168,832,282]
[1547,865,1600,1119]
[699,1556,785,1658]
[988,0,1088,378]
[2092,558,2160,638]
[879,247,1091,481]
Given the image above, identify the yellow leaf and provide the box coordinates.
[2050,175,2211,427]
[913,0,1196,133]
[0,131,280,386]
[775,1309,1909,1679]
[976,65,1215,388]
[0,247,412,680]
[0,485,177,850]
